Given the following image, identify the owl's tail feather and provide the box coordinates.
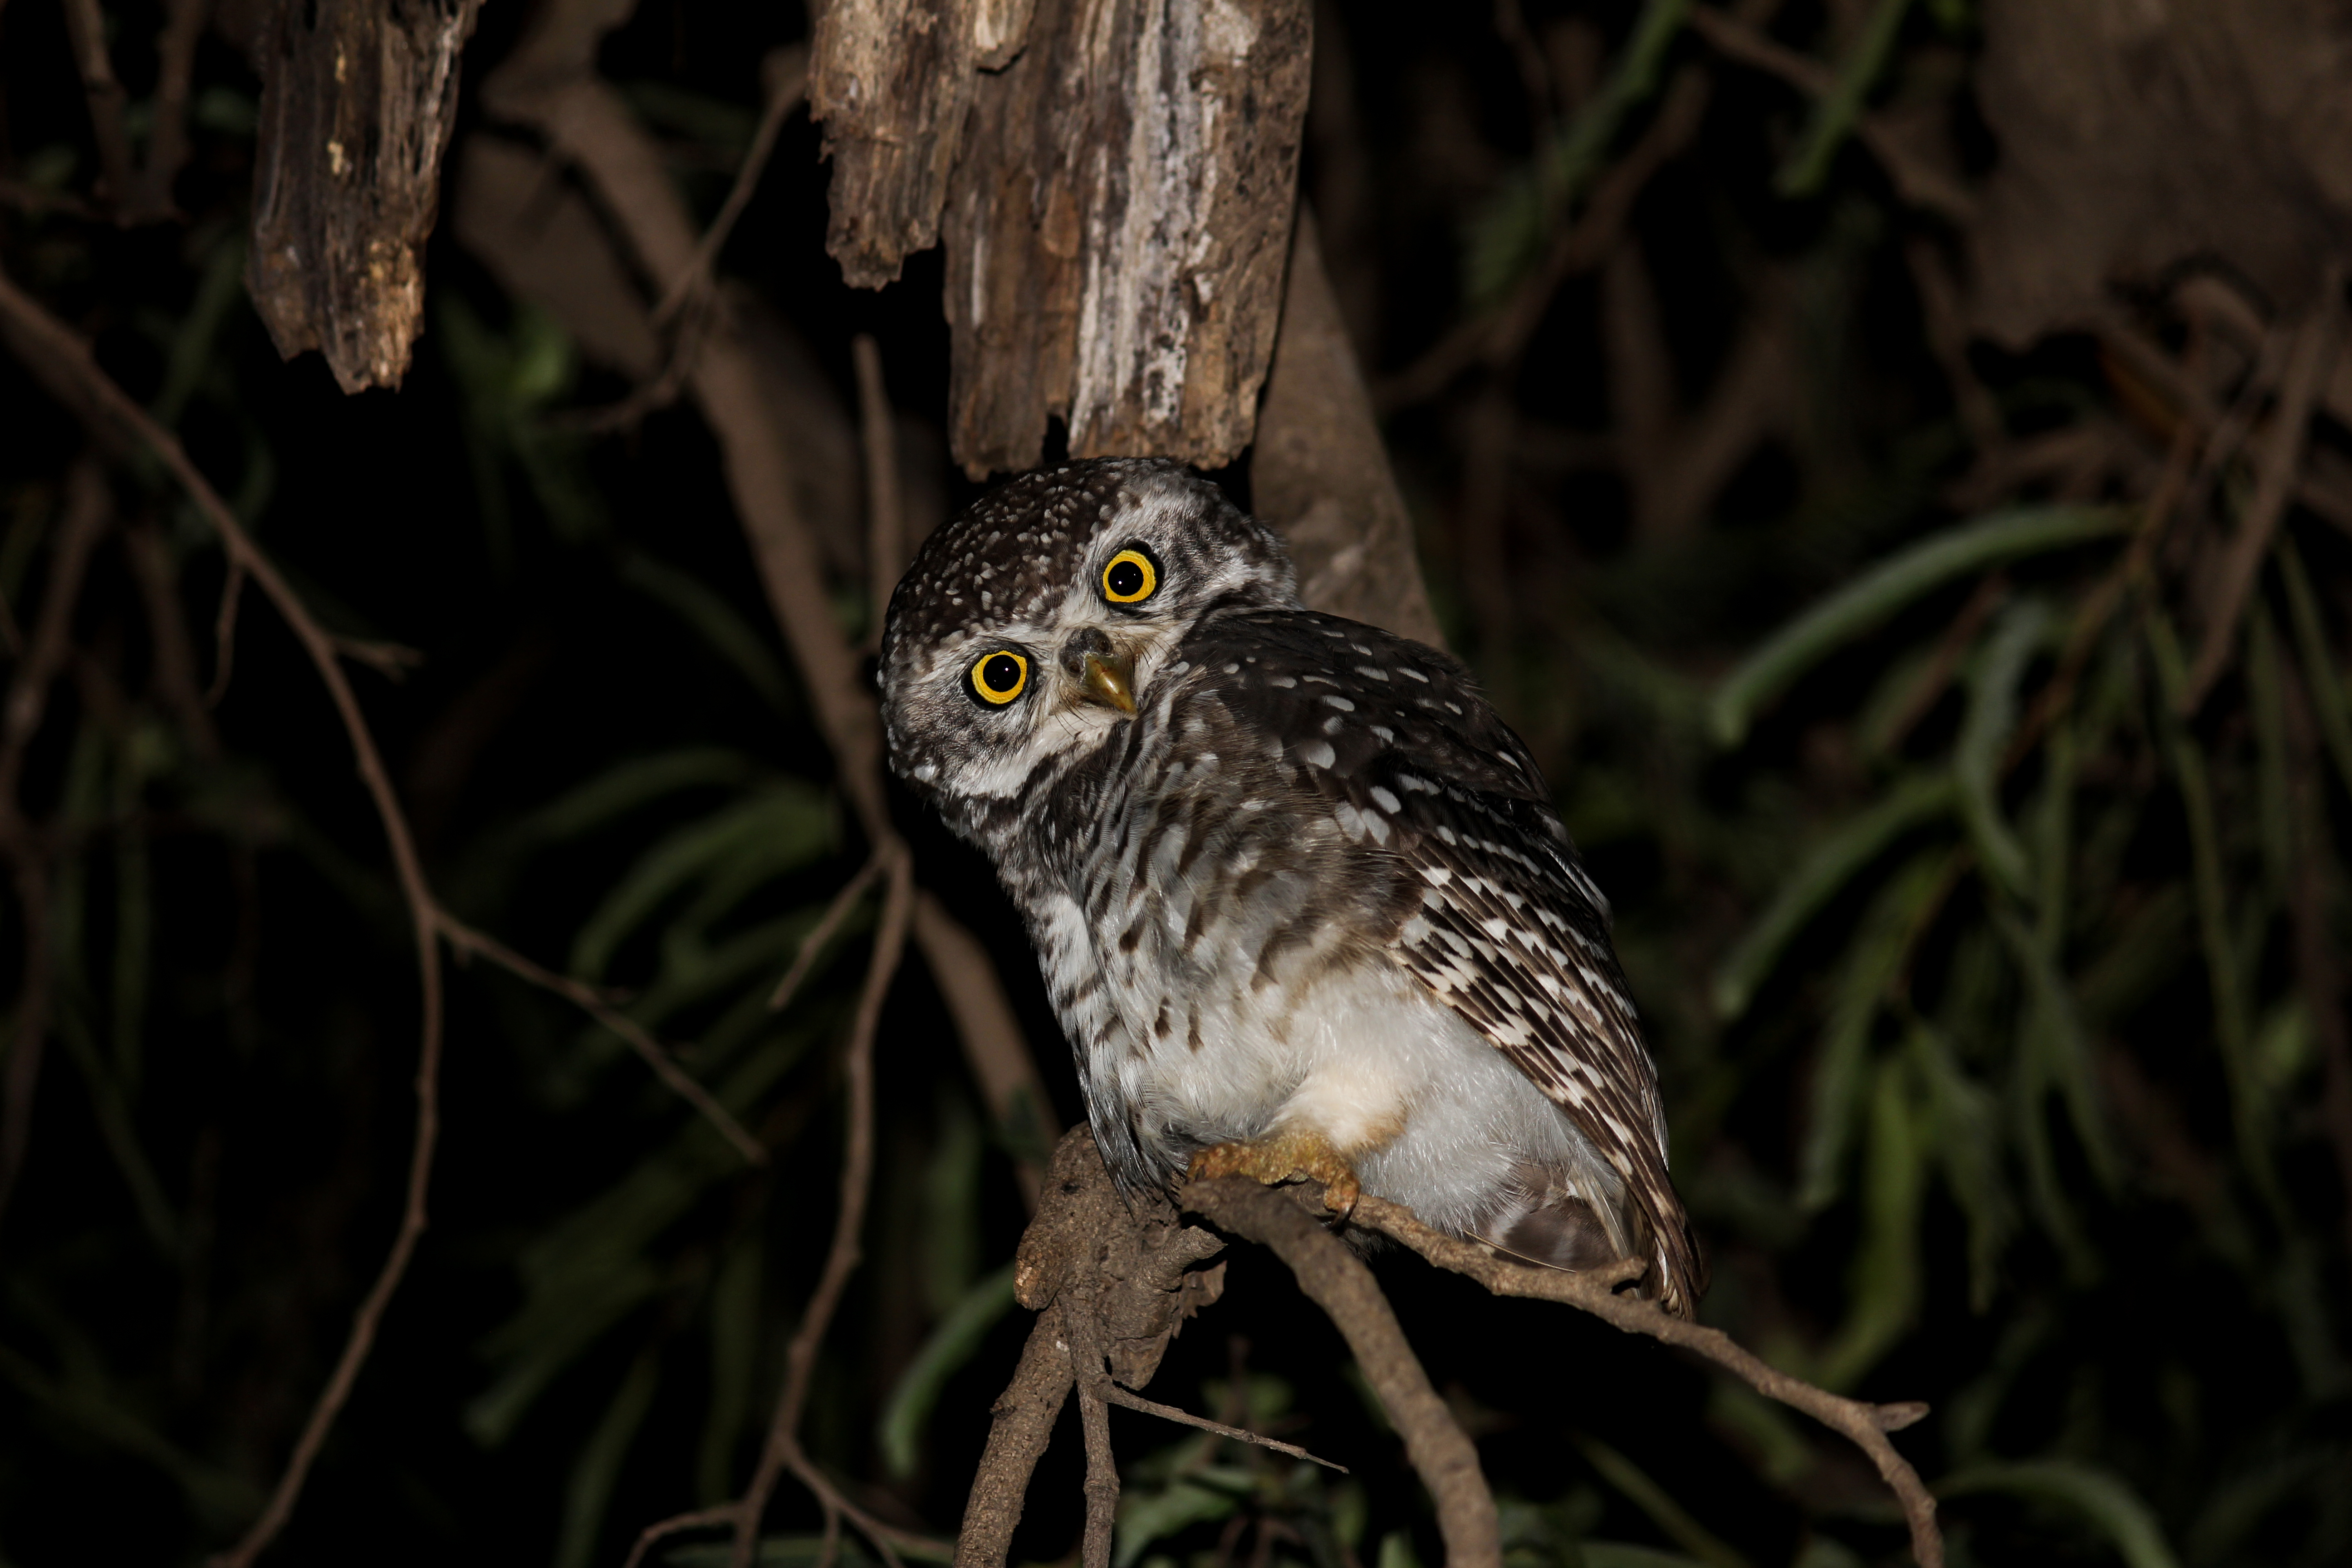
[1476,1176,1700,1318]
[1480,1195,1623,1272]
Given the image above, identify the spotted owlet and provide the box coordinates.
[880,459,1703,1316]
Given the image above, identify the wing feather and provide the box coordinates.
[1178,608,1704,1316]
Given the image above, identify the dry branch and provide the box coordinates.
[1686,6,1975,222]
[0,254,781,1566]
[854,333,907,640]
[955,1301,1077,1568]
[655,46,811,325]
[770,850,889,1010]
[735,851,921,1568]
[1377,63,1712,414]
[126,0,213,222]
[1345,1191,1944,1568]
[1181,1178,1504,1568]
[437,912,767,1165]
[481,0,1058,1212]
[2184,284,2344,708]
[59,0,137,208]
[957,1129,1235,1568]
[0,461,112,1232]
[0,263,447,1568]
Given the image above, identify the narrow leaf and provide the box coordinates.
[1955,596,2051,899]
[1940,1460,2182,1568]
[1713,773,1955,1021]
[1799,853,1948,1209]
[878,1263,1018,1479]
[1709,505,2125,747]
[1777,0,1920,196]
[2276,535,2352,801]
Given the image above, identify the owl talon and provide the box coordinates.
[1187,1133,1362,1219]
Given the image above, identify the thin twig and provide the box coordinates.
[205,559,245,708]
[0,263,451,1568]
[1078,1381,1118,1568]
[769,849,886,1009]
[652,46,810,325]
[0,179,99,220]
[2185,283,2344,708]
[735,849,917,1568]
[438,912,766,1165]
[576,281,714,434]
[122,522,225,761]
[854,333,906,643]
[2279,661,2352,1261]
[1377,64,1711,413]
[619,1505,739,1568]
[127,0,211,223]
[1346,1190,1943,1568]
[1685,5,1974,220]
[59,0,136,209]
[1877,569,2007,755]
[333,635,427,682]
[1095,1383,1344,1470]
[2007,420,2201,770]
[0,460,111,1233]
[912,893,1052,1210]
[487,52,1058,1207]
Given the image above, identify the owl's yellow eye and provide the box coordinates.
[967,649,1030,706]
[1101,547,1159,606]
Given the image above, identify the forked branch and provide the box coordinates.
[958,1139,1943,1568]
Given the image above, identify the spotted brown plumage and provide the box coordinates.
[880,458,1704,1317]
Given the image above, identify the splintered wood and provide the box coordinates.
[246,0,483,393]
[810,0,1312,475]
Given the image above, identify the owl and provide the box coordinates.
[880,459,1702,1317]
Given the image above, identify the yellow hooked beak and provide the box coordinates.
[1078,649,1137,715]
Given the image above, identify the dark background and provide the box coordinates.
[2,2,2348,1566]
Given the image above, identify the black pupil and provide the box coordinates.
[983,654,1021,693]
[1107,559,1145,598]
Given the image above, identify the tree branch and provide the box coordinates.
[1344,1190,1943,1568]
[2185,282,2343,708]
[0,459,111,1233]
[653,46,810,325]
[59,0,137,209]
[437,912,767,1165]
[735,849,916,1568]
[953,1303,1076,1568]
[1180,1177,1503,1568]
[0,262,449,1568]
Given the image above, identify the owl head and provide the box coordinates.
[880,458,1298,845]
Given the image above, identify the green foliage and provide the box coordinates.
[4,5,2348,1568]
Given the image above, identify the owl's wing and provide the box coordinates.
[1180,609,1704,1317]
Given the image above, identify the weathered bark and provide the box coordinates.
[246,0,482,393]
[941,0,1312,475]
[972,0,1038,67]
[1250,211,1446,648]
[810,0,983,288]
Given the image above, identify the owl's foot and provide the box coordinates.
[1187,1132,1362,1219]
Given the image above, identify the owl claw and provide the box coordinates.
[1187,1134,1362,1219]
